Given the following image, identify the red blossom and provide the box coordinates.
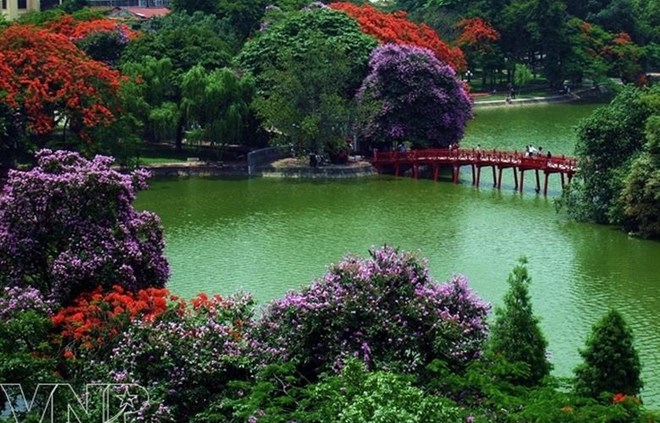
[0,24,122,139]
[329,2,466,71]
[455,17,500,48]
[52,285,174,357]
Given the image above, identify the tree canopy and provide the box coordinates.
[356,44,472,150]
[329,2,466,71]
[0,24,121,148]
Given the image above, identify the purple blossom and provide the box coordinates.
[356,44,473,150]
[253,245,490,376]
[0,286,55,319]
[0,149,169,305]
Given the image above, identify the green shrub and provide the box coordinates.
[574,309,643,399]
[489,258,552,386]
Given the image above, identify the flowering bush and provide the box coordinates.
[254,245,490,377]
[0,149,169,305]
[0,286,58,389]
[52,285,172,360]
[101,292,255,422]
[356,44,472,150]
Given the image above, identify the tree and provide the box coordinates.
[181,65,255,153]
[120,57,180,144]
[356,44,472,150]
[455,17,500,84]
[236,6,377,95]
[0,150,169,305]
[489,257,552,386]
[574,309,643,399]
[0,24,121,153]
[252,36,356,158]
[329,2,466,71]
[564,86,653,224]
[617,90,660,238]
[513,63,533,90]
[120,12,239,150]
[562,19,611,85]
[236,7,376,153]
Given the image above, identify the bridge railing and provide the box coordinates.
[373,148,577,172]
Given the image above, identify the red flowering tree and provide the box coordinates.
[0,24,122,143]
[45,15,138,41]
[603,32,643,84]
[45,15,138,67]
[329,2,466,71]
[455,17,500,48]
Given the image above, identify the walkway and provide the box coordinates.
[371,148,577,195]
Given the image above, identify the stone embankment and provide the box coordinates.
[473,86,607,108]
[143,157,376,179]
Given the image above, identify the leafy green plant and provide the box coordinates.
[488,257,552,386]
[574,309,643,399]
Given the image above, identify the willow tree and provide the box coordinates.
[181,65,255,152]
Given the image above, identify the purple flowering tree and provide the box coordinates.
[0,149,169,305]
[356,44,473,150]
[254,245,490,377]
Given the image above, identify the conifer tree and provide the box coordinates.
[574,309,643,398]
[489,257,552,386]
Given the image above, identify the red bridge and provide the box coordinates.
[371,148,578,196]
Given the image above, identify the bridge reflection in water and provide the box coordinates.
[371,148,578,196]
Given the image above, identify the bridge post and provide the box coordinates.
[492,166,497,187]
[512,167,518,190]
[453,165,459,184]
[535,170,541,193]
[519,169,525,193]
[544,173,550,196]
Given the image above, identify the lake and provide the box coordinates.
[136,101,660,405]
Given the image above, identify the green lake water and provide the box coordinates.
[136,102,660,405]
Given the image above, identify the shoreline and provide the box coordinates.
[143,157,377,179]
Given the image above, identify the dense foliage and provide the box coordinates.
[181,66,256,149]
[575,309,643,399]
[0,150,168,304]
[356,44,472,150]
[237,6,377,155]
[562,85,660,237]
[236,6,376,94]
